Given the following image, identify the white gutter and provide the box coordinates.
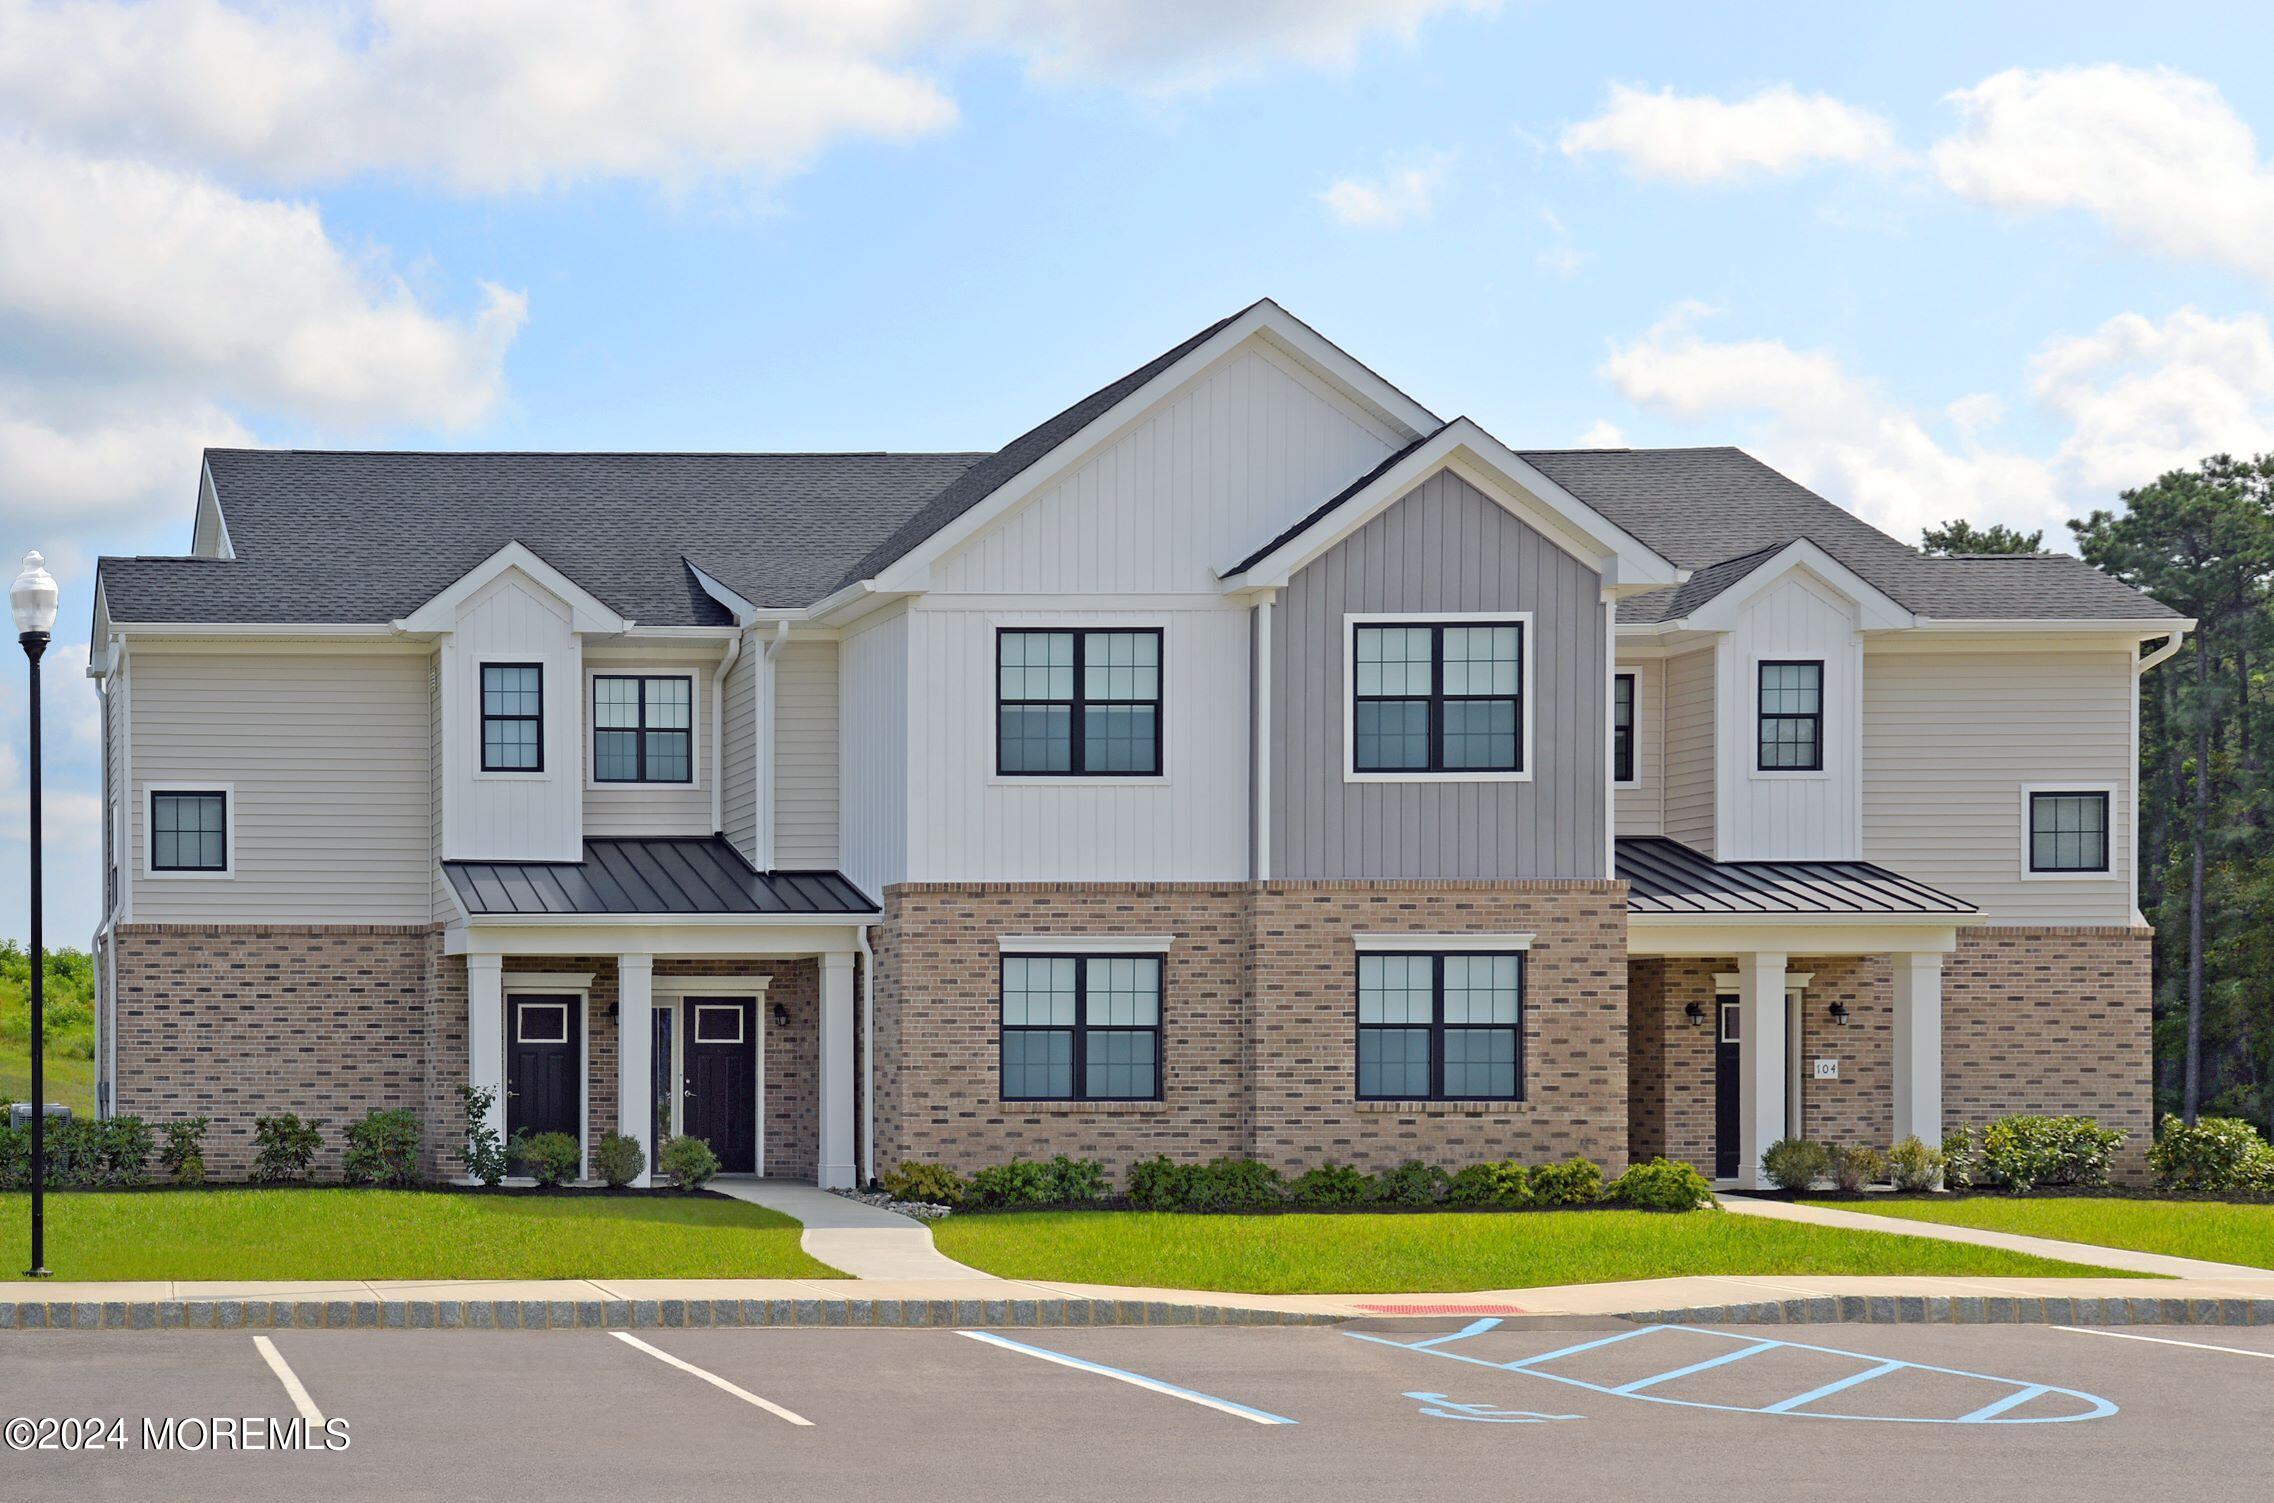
[858,924,876,1187]
[1252,595,1272,881]
[2137,629,2186,674]
[709,632,741,833]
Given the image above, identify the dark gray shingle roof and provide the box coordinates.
[1617,836,1978,917]
[444,837,877,917]
[1517,447,2181,623]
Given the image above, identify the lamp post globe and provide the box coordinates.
[13,549,55,1278]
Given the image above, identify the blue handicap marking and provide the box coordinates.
[1405,1392,1583,1423]
[1350,1320,2118,1426]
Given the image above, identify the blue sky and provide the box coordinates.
[5,0,2274,943]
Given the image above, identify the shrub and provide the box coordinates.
[0,1112,21,1188]
[1374,1160,1450,1207]
[1830,1144,1887,1194]
[1125,1155,1190,1210]
[592,1134,645,1189]
[1526,1156,1605,1206]
[99,1115,154,1186]
[516,1131,581,1187]
[251,1113,323,1184]
[1184,1156,1285,1211]
[1977,1114,2122,1192]
[1887,1135,1944,1192]
[159,1117,209,1187]
[456,1085,507,1187]
[1040,1154,1107,1204]
[1606,1157,1712,1211]
[1446,1160,1532,1209]
[2148,1114,2274,1193]
[969,1159,1056,1207]
[46,1117,105,1186]
[1761,1138,1832,1193]
[342,1108,422,1188]
[1942,1126,1981,1190]
[1290,1162,1378,1207]
[659,1134,720,1191]
[881,1160,968,1206]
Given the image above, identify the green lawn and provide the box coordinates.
[0,1189,846,1282]
[931,1209,2141,1294]
[0,1048,94,1117]
[1803,1197,2274,1270]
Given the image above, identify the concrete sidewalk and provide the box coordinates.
[709,1179,991,1280]
[1719,1195,2274,1280]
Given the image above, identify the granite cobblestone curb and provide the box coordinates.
[1619,1295,2274,1327]
[0,1297,1344,1333]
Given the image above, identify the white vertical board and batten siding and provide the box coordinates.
[440,570,581,862]
[838,608,910,895]
[1614,655,1665,837]
[1272,468,1609,879]
[1864,646,2134,923]
[720,637,759,864]
[1661,648,1716,853]
[129,651,432,922]
[773,639,841,868]
[580,651,713,839]
[1716,575,1862,860]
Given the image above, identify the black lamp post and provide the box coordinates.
[12,550,57,1279]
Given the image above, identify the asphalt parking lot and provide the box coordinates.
[3,1319,2271,1502]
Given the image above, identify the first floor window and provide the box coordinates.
[1352,620,1524,774]
[1357,951,1523,1101]
[1000,953,1162,1100]
[1757,660,1823,771]
[593,674,693,782]
[482,663,543,771]
[1613,672,1636,784]
[151,790,227,872]
[2030,791,2110,872]
[997,628,1163,776]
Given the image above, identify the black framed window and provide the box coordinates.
[999,954,1162,1101]
[1356,951,1523,1101]
[481,663,543,772]
[150,790,227,872]
[593,675,693,783]
[2029,791,2110,872]
[1756,660,1823,771]
[1613,672,1636,784]
[1352,622,1523,774]
[997,629,1162,776]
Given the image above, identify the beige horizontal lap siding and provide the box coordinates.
[430,660,450,921]
[773,639,840,868]
[130,651,433,922]
[1614,656,1665,837]
[1863,647,2134,924]
[1663,646,1715,854]
[721,638,759,865]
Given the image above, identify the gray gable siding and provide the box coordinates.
[1271,468,1608,879]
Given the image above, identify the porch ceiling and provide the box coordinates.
[1616,836,1978,919]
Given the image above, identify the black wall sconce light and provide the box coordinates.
[771,1002,790,1029]
[1828,1000,1851,1026]
[1683,1001,1706,1027]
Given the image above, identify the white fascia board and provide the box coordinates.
[194,457,235,560]
[1221,419,1682,592]
[1678,539,1914,634]
[111,621,402,639]
[1624,914,1981,958]
[393,541,633,636]
[869,301,1439,596]
[445,918,872,958]
[1906,616,2198,634]
[687,560,764,628]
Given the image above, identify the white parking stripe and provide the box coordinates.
[252,1336,325,1426]
[609,1332,814,1426]
[958,1330,1298,1425]
[2056,1326,2274,1362]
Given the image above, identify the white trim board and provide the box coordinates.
[1354,933,1535,952]
[141,781,236,881]
[997,935,1176,954]
[1342,612,1535,785]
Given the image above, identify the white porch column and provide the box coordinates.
[466,954,505,1167]
[1735,951,1789,1190]
[617,954,655,1188]
[1891,951,1944,1148]
[818,950,857,1189]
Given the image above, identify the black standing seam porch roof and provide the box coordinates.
[444,837,878,919]
[1616,836,1978,918]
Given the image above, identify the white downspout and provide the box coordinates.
[857,923,875,1187]
[709,632,740,835]
[1252,595,1272,881]
[2136,629,2185,675]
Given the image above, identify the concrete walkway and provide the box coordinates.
[1720,1194,2274,1280]
[709,1179,993,1281]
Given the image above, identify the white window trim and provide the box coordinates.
[474,660,550,783]
[1356,932,1534,953]
[513,999,571,1045]
[1612,670,1641,790]
[1342,611,1535,784]
[986,616,1173,788]
[691,1002,745,1045]
[142,781,235,880]
[584,666,702,792]
[1748,654,1831,782]
[2019,783,2119,882]
[997,934,1176,954]
[502,973,592,1181]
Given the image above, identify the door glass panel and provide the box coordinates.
[651,1007,672,1169]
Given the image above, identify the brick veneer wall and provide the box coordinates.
[1635,958,1725,1172]
[876,880,1628,1177]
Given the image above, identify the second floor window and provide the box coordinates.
[1351,621,1523,774]
[997,629,1162,776]
[1757,660,1823,771]
[594,675,693,783]
[1613,672,1636,784]
[151,790,227,872]
[2030,791,2110,873]
[481,663,543,772]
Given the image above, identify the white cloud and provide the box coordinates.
[1560,82,1903,184]
[1320,150,1452,229]
[2030,308,2274,494]
[1575,420,1626,448]
[1535,206,1589,276]
[1934,65,2274,283]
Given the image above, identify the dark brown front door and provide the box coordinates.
[1714,997,1740,1179]
[682,998,757,1174]
[507,996,580,1146]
